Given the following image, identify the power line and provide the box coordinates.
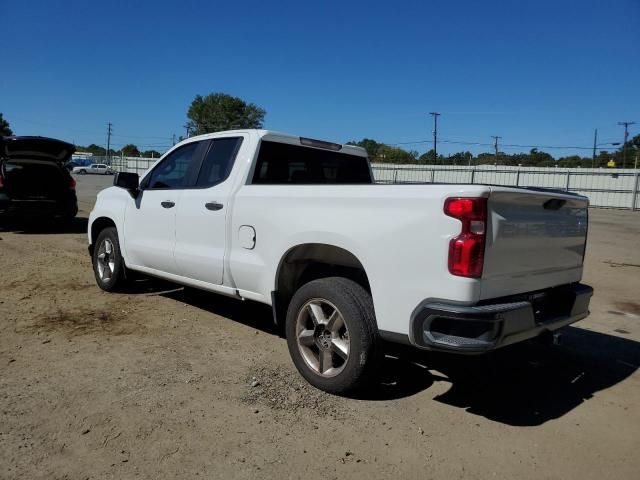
[109,143,172,149]
[387,137,622,151]
[110,133,176,140]
[10,115,176,142]
[10,116,106,136]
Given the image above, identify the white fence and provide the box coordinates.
[100,156,640,210]
[108,156,157,174]
[372,164,640,210]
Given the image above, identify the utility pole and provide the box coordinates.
[618,121,636,168]
[106,122,113,163]
[183,124,192,138]
[592,128,598,168]
[429,112,440,164]
[172,134,177,146]
[491,136,501,166]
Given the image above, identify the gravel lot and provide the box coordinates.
[1,175,639,479]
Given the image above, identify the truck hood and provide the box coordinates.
[1,136,76,163]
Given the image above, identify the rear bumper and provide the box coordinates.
[409,283,593,353]
[0,192,78,218]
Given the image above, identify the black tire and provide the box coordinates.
[285,277,379,394]
[92,226,127,292]
[78,169,86,175]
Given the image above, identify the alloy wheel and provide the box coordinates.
[295,298,350,377]
[96,238,116,282]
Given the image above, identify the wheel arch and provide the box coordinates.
[89,216,117,252]
[271,243,372,328]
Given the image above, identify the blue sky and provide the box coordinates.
[2,0,638,157]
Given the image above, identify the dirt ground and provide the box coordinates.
[1,176,639,479]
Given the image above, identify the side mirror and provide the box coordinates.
[114,171,139,192]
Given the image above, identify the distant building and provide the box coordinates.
[72,152,94,160]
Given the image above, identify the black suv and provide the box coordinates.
[0,136,78,223]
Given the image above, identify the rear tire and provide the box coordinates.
[92,227,127,292]
[285,277,379,394]
[78,169,86,175]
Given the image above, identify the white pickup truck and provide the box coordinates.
[88,130,593,393]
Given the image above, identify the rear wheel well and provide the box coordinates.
[272,244,372,327]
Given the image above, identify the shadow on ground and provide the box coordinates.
[419,327,638,426]
[128,279,638,426]
[0,216,88,234]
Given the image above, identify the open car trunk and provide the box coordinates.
[1,136,75,162]
[1,136,75,201]
[2,160,69,200]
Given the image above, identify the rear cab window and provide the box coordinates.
[251,140,372,185]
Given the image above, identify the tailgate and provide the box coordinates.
[480,187,588,299]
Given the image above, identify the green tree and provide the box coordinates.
[141,150,162,158]
[475,153,495,165]
[445,151,472,165]
[186,93,266,135]
[0,113,13,136]
[347,138,383,159]
[75,144,106,156]
[557,155,589,168]
[347,139,419,163]
[527,148,554,166]
[418,149,436,164]
[121,144,141,157]
[376,145,419,164]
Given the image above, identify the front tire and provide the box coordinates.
[92,227,127,292]
[285,277,379,394]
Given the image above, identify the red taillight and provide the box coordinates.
[444,197,487,278]
[69,177,76,189]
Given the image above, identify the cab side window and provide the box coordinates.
[145,142,200,190]
[195,137,243,188]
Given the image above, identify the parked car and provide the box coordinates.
[88,130,593,394]
[73,163,113,175]
[1,136,78,223]
[65,159,93,172]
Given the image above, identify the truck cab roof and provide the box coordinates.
[178,129,369,158]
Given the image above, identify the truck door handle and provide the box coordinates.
[205,201,224,211]
[161,201,175,208]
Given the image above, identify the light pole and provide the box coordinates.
[593,142,620,168]
[491,136,501,166]
[429,112,440,164]
[618,121,636,168]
